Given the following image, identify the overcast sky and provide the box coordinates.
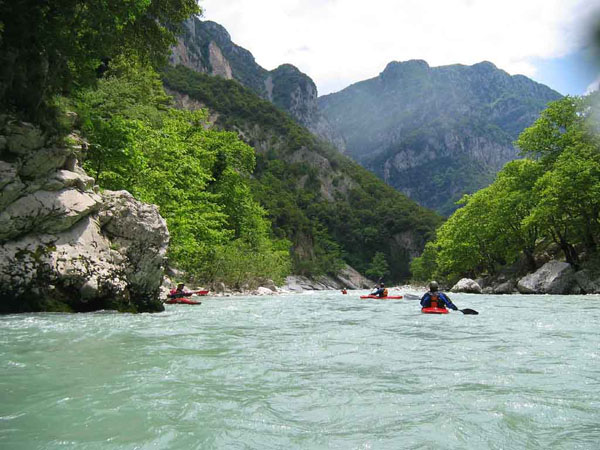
[199,0,600,96]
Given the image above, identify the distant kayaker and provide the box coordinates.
[341,288,348,294]
[372,283,388,298]
[170,283,193,299]
[420,281,458,311]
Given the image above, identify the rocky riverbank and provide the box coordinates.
[450,260,600,295]
[161,264,375,300]
[0,118,170,313]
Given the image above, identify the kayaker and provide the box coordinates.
[170,283,193,299]
[372,283,388,298]
[420,281,458,311]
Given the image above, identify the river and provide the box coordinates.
[1,291,599,449]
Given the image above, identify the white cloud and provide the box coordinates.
[586,75,600,94]
[199,0,600,94]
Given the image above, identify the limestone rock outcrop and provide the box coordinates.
[516,261,575,294]
[450,278,482,294]
[0,118,169,313]
[283,264,373,292]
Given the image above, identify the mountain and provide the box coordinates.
[170,17,346,151]
[162,65,441,280]
[318,60,562,214]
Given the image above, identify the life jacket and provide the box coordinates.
[429,292,441,308]
[382,288,388,297]
[169,288,186,299]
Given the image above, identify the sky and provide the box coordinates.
[198,0,600,97]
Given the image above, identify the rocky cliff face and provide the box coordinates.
[0,118,169,313]
[318,60,562,214]
[171,17,345,151]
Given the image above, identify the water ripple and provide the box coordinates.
[1,292,600,448]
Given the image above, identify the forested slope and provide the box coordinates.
[163,65,442,281]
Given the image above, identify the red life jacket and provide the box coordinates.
[430,292,440,308]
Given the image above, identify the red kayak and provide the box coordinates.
[421,306,449,314]
[360,295,403,299]
[164,298,202,305]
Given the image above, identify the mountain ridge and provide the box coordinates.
[162,64,441,280]
[318,59,562,214]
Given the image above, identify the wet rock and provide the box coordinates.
[573,269,600,294]
[493,281,517,294]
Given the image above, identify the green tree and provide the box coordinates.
[518,93,600,266]
[0,0,199,123]
[75,58,291,286]
[366,252,390,280]
[415,93,600,283]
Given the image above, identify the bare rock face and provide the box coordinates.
[0,119,169,313]
[517,261,575,294]
[283,264,373,292]
[334,265,374,289]
[99,190,169,300]
[450,278,482,294]
[170,18,346,152]
[318,59,562,215]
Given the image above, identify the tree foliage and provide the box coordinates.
[163,65,442,280]
[0,0,199,123]
[412,93,600,283]
[365,252,390,280]
[74,58,291,286]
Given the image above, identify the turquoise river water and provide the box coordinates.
[1,291,599,449]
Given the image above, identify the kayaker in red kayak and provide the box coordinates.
[170,283,194,299]
[420,281,458,311]
[371,283,388,298]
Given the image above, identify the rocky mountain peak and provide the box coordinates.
[382,59,430,72]
[471,60,498,71]
[319,60,562,214]
[171,18,345,151]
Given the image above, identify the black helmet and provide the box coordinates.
[429,280,439,291]
[380,283,385,287]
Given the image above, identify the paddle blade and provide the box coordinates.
[460,308,478,315]
[403,294,421,300]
